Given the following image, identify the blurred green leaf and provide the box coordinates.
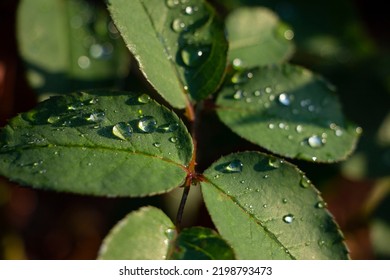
[17,0,129,97]
[99,206,176,259]
[226,7,294,68]
[107,0,228,107]
[216,64,361,162]
[0,90,193,197]
[201,151,349,259]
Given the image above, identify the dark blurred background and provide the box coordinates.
[1,0,389,259]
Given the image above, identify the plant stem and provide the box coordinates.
[175,184,191,228]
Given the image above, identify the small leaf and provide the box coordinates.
[170,227,235,260]
[98,206,176,260]
[226,7,294,68]
[201,151,349,260]
[0,90,193,197]
[17,0,129,97]
[216,64,361,162]
[107,0,228,106]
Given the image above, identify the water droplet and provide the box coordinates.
[89,98,99,105]
[112,122,133,140]
[67,102,84,111]
[137,94,151,104]
[300,175,311,188]
[284,29,294,40]
[138,116,157,133]
[47,116,61,124]
[253,90,262,97]
[223,159,243,173]
[78,55,90,69]
[307,135,325,148]
[233,89,246,100]
[231,70,253,84]
[268,123,275,129]
[158,123,179,133]
[282,198,288,204]
[269,94,275,101]
[86,111,105,123]
[232,58,243,69]
[355,127,363,134]
[265,86,272,94]
[318,240,326,247]
[183,5,197,15]
[295,125,303,133]
[278,93,291,106]
[263,204,268,208]
[152,142,161,148]
[214,174,220,179]
[263,174,269,179]
[171,18,186,32]
[181,45,210,67]
[283,214,294,224]
[240,180,245,184]
[165,228,176,240]
[166,0,179,8]
[268,157,282,168]
[315,201,327,209]
[169,137,178,143]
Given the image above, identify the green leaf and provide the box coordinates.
[226,7,295,68]
[170,227,235,260]
[216,64,361,162]
[17,0,129,97]
[107,0,228,107]
[0,90,193,197]
[98,206,176,260]
[201,151,349,260]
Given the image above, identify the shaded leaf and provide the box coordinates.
[98,206,176,260]
[201,151,349,259]
[17,0,129,97]
[170,227,235,260]
[107,0,228,107]
[217,64,361,162]
[0,90,193,197]
[226,7,294,68]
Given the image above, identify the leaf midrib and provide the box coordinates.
[204,177,296,260]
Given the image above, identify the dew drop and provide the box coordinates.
[223,159,243,173]
[214,174,220,179]
[231,70,253,84]
[263,174,269,179]
[318,240,326,247]
[47,116,61,124]
[166,0,179,8]
[112,122,133,140]
[153,142,161,148]
[165,228,176,240]
[158,123,179,132]
[282,198,288,204]
[171,18,186,32]
[169,137,178,143]
[233,89,245,100]
[295,125,303,133]
[355,127,363,134]
[315,201,327,209]
[232,58,243,70]
[268,123,275,129]
[300,175,311,188]
[307,135,325,148]
[263,204,268,208]
[240,180,245,184]
[138,116,157,133]
[265,86,272,94]
[86,111,105,123]
[67,102,84,111]
[183,5,197,15]
[268,157,282,168]
[181,45,210,67]
[78,55,90,69]
[283,214,294,224]
[284,29,294,40]
[278,93,291,106]
[137,94,151,104]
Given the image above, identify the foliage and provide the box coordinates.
[1,0,388,259]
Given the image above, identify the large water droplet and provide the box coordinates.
[283,214,294,224]
[112,122,133,140]
[138,116,158,133]
[295,125,303,133]
[307,135,325,148]
[181,45,210,67]
[158,123,179,133]
[223,159,243,173]
[137,94,151,104]
[278,93,291,106]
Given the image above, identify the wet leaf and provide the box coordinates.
[0,90,193,197]
[107,0,228,107]
[226,7,294,68]
[201,151,349,259]
[17,0,129,97]
[216,64,361,162]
